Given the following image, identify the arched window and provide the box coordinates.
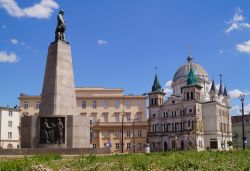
[7,143,13,149]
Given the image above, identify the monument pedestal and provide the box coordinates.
[21,40,90,149]
[21,115,90,148]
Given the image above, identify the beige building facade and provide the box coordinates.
[148,56,232,151]
[0,107,20,149]
[19,87,147,152]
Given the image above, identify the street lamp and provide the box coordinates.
[239,94,247,149]
[121,96,125,153]
[121,112,125,153]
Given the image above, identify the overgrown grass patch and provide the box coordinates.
[1,149,250,170]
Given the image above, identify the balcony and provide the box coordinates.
[91,121,148,128]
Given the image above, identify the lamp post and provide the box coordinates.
[239,94,246,149]
[121,96,125,153]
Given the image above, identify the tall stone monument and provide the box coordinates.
[21,10,90,148]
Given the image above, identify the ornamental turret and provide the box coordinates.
[148,68,165,108]
[218,74,224,96]
[209,80,217,101]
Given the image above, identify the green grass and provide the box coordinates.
[1,150,250,170]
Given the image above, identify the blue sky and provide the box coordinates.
[0,0,250,115]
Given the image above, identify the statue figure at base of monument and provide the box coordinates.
[41,119,54,144]
[56,118,64,144]
[55,10,66,42]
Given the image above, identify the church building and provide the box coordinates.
[148,56,232,151]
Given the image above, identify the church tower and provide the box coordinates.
[209,80,217,101]
[148,70,165,109]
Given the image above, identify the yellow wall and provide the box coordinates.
[19,88,148,153]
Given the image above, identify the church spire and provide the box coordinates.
[209,80,216,93]
[223,84,228,97]
[151,67,162,92]
[218,74,223,96]
[187,65,197,85]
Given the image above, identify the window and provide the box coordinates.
[187,92,190,100]
[82,101,87,109]
[102,131,109,138]
[90,113,97,123]
[24,101,28,109]
[103,100,108,109]
[9,111,13,117]
[8,121,12,127]
[136,113,142,122]
[138,143,142,150]
[91,131,97,138]
[199,140,203,148]
[8,132,12,139]
[115,100,120,109]
[103,113,109,123]
[126,130,131,138]
[36,101,40,109]
[163,112,168,118]
[127,143,131,149]
[125,100,131,109]
[93,100,97,109]
[191,92,194,100]
[114,130,121,138]
[189,109,192,113]
[152,113,156,118]
[126,113,131,122]
[114,113,120,122]
[93,144,96,149]
[138,130,142,137]
[137,101,142,109]
[7,143,13,149]
[115,143,120,150]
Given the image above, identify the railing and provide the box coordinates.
[148,129,194,135]
[91,121,148,127]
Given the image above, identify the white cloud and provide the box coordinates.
[230,105,240,115]
[225,7,250,33]
[164,80,173,95]
[0,51,18,63]
[97,39,108,45]
[10,38,18,45]
[236,40,250,54]
[229,89,250,99]
[245,103,250,113]
[20,42,25,46]
[0,0,59,19]
[229,89,243,99]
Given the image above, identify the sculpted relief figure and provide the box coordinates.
[57,118,64,143]
[55,10,66,41]
[41,119,54,144]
